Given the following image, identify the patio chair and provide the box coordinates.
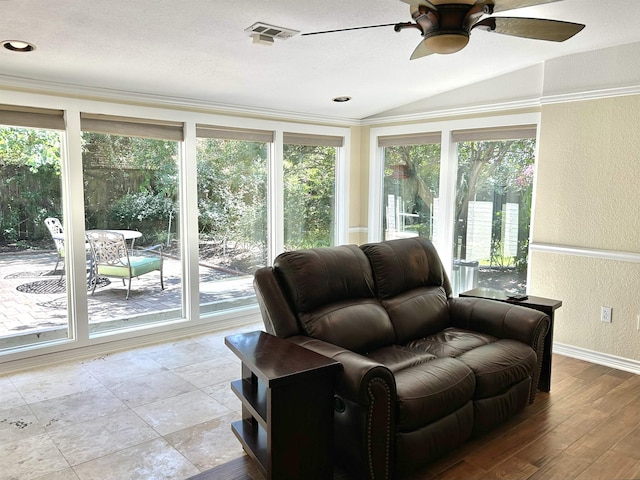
[86,230,164,300]
[44,217,65,276]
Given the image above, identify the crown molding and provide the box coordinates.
[539,84,640,106]
[362,97,542,126]
[0,74,362,127]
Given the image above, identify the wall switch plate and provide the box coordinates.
[601,306,612,323]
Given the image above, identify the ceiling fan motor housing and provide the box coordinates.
[418,3,476,54]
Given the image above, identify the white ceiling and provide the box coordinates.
[2,0,640,121]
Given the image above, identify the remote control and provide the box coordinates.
[508,294,528,301]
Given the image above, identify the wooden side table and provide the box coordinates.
[225,331,341,480]
[459,287,562,392]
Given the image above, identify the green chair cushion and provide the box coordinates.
[97,256,161,278]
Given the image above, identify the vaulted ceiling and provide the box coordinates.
[2,0,640,121]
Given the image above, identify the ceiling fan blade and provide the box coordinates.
[473,17,585,42]
[399,0,438,10]
[301,23,400,36]
[410,40,435,60]
[491,0,563,13]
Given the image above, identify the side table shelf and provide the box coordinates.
[225,330,341,480]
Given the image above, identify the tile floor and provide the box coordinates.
[0,322,264,480]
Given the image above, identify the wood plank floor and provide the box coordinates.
[191,354,640,480]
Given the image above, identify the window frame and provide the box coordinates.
[369,113,541,284]
[0,93,350,364]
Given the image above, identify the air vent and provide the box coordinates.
[245,22,300,41]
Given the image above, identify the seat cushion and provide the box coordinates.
[366,345,437,373]
[394,357,475,432]
[456,339,537,399]
[405,327,497,357]
[98,256,160,278]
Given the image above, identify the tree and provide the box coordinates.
[81,132,179,243]
[455,139,535,265]
[196,138,268,258]
[283,144,336,249]
[0,127,62,241]
[383,143,441,238]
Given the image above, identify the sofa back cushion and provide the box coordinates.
[273,244,395,353]
[361,238,452,344]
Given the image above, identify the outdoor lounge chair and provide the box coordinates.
[44,217,65,276]
[86,230,164,300]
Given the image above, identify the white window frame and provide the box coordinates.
[0,90,350,365]
[369,112,541,281]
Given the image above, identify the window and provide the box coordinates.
[283,133,342,250]
[379,132,441,241]
[196,125,270,313]
[0,100,350,363]
[81,114,184,334]
[451,125,536,295]
[0,106,67,350]
[372,120,538,297]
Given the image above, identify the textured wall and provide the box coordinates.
[531,95,640,360]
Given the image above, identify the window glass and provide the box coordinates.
[82,131,183,334]
[452,137,535,296]
[383,142,441,241]
[283,143,337,250]
[196,137,268,313]
[0,125,67,350]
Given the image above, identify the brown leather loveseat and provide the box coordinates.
[253,237,550,479]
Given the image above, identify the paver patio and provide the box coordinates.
[0,250,255,342]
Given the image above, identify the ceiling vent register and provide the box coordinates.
[245,22,300,45]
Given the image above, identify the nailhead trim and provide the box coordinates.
[367,377,392,480]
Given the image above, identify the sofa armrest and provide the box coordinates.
[288,335,396,404]
[288,335,396,480]
[449,297,549,348]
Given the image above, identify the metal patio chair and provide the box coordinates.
[44,217,65,276]
[86,230,164,300]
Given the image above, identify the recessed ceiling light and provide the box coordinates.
[2,40,36,52]
[332,96,352,103]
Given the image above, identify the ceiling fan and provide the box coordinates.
[302,0,585,59]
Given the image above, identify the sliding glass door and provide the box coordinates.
[451,126,536,295]
[373,121,537,297]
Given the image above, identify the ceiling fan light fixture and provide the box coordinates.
[424,32,469,54]
[429,0,476,4]
[2,40,36,52]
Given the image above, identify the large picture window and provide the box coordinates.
[196,125,270,314]
[379,132,441,241]
[0,101,348,363]
[283,133,342,250]
[81,114,184,334]
[0,107,67,350]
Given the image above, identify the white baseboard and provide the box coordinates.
[554,342,640,375]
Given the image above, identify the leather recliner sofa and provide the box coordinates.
[253,237,550,479]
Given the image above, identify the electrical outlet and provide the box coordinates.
[601,306,612,323]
